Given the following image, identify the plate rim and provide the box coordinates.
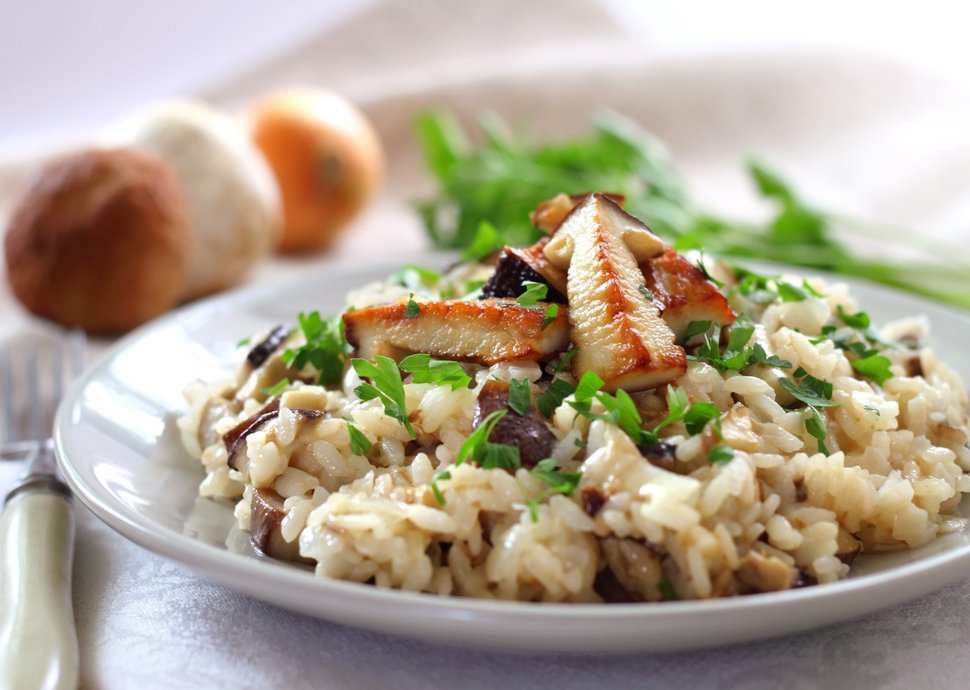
[53,259,970,652]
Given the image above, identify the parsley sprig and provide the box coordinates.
[455,409,520,469]
[399,353,471,390]
[281,311,351,386]
[566,373,723,445]
[525,458,582,522]
[780,369,840,454]
[415,110,970,311]
[352,356,415,439]
[687,314,792,372]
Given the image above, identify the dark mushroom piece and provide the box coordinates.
[473,379,556,469]
[480,241,567,302]
[637,441,678,472]
[223,400,324,470]
[250,488,312,563]
[245,325,290,369]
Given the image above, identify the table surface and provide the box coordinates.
[3,1,970,688]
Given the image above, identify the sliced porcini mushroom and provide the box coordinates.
[245,324,290,369]
[641,247,735,340]
[543,193,685,392]
[250,488,311,562]
[736,549,795,592]
[480,239,567,301]
[473,379,555,468]
[223,400,324,470]
[343,299,570,365]
[530,192,627,234]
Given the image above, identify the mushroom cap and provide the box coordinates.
[4,148,191,332]
[102,99,282,299]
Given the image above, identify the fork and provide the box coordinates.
[0,332,83,690]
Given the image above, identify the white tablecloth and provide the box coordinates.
[3,1,970,687]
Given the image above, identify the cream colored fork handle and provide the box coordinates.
[0,491,79,690]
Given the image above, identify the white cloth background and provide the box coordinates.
[2,1,970,688]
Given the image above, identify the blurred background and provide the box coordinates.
[2,0,968,154]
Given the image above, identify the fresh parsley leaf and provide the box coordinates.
[777,281,808,302]
[658,576,680,602]
[517,281,548,307]
[864,404,881,416]
[259,378,289,397]
[638,285,655,301]
[851,353,894,386]
[685,320,713,340]
[837,305,871,330]
[746,343,792,369]
[707,445,735,465]
[388,264,443,294]
[404,294,421,318]
[281,311,351,386]
[536,378,576,417]
[805,409,829,454]
[780,375,840,409]
[525,458,583,523]
[574,371,605,402]
[455,409,521,469]
[352,356,415,438]
[554,348,579,373]
[596,389,645,441]
[688,314,759,373]
[802,279,825,297]
[683,402,721,435]
[347,423,372,455]
[399,353,471,390]
[542,304,558,330]
[574,437,587,448]
[236,337,251,348]
[726,313,755,354]
[430,470,451,506]
[508,378,532,416]
[460,220,504,261]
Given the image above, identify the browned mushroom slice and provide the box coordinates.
[245,325,290,369]
[642,247,735,340]
[223,401,324,471]
[542,193,685,392]
[343,299,570,365]
[250,488,312,563]
[736,549,796,592]
[473,379,555,468]
[530,192,627,234]
[480,239,567,302]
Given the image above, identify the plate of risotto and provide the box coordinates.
[55,193,970,651]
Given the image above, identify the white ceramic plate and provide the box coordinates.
[53,262,970,652]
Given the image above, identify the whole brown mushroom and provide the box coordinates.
[4,148,191,333]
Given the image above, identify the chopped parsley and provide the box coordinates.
[516,280,548,306]
[399,353,471,390]
[455,409,520,469]
[281,311,351,386]
[236,336,251,348]
[638,285,655,301]
[837,305,871,330]
[536,378,576,417]
[430,470,451,506]
[508,378,532,416]
[553,348,579,373]
[707,445,735,465]
[851,353,894,386]
[352,356,415,439]
[567,376,722,445]
[525,458,583,523]
[688,313,787,372]
[779,371,839,454]
[258,378,290,397]
[403,294,421,318]
[541,304,559,330]
[658,576,679,601]
[460,220,504,261]
[777,281,808,302]
[388,264,443,295]
[864,404,881,416]
[347,423,372,455]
